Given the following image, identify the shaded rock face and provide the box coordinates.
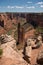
[23,39,32,64]
[28,20,38,28]
[0,34,16,44]
[0,20,4,27]
[37,51,43,64]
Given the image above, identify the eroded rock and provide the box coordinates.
[0,35,29,65]
[37,51,43,64]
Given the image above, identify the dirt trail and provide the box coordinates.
[31,44,43,65]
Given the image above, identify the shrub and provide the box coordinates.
[7,30,12,35]
[0,48,3,57]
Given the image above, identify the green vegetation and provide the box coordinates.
[0,48,3,58]
[34,26,43,34]
[0,48,3,55]
[7,30,12,35]
[36,26,43,33]
[14,30,18,41]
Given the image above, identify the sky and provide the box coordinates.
[0,0,43,12]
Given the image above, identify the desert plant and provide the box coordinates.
[7,30,12,35]
[0,48,3,58]
[36,26,43,33]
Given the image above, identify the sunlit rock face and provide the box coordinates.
[0,35,29,65]
[0,46,29,65]
[0,34,17,50]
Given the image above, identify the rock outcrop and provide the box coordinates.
[0,34,29,65]
[1,45,28,65]
[37,51,43,64]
